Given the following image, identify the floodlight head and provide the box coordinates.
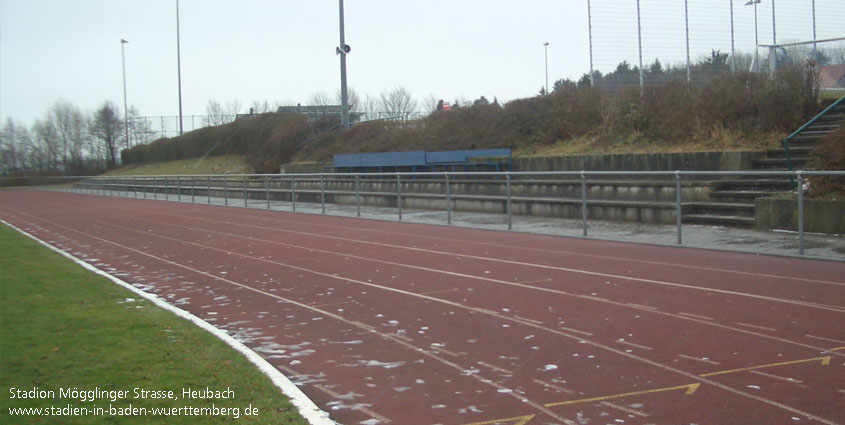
[121,39,129,44]
[744,0,760,5]
[543,41,549,47]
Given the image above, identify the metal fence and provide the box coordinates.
[64,170,845,256]
[588,0,845,91]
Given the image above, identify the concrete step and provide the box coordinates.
[753,157,811,169]
[715,179,792,191]
[683,214,755,227]
[763,146,813,158]
[688,202,755,218]
[711,190,783,203]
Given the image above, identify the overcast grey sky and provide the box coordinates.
[1,0,843,128]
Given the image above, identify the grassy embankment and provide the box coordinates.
[103,155,251,177]
[0,224,308,424]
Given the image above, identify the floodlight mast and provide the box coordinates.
[338,0,350,130]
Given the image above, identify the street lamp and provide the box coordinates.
[543,42,549,95]
[745,0,760,71]
[121,39,130,148]
[176,0,184,136]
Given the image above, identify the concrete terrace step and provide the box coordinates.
[763,147,813,158]
[715,179,792,191]
[753,157,811,169]
[687,202,755,217]
[683,214,755,227]
[711,190,783,203]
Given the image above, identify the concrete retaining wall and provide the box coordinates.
[755,197,845,234]
[280,151,762,177]
[512,151,761,176]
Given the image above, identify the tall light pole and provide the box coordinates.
[176,0,184,136]
[338,0,350,129]
[745,0,760,72]
[771,0,776,45]
[121,39,130,148]
[730,0,736,72]
[543,42,549,94]
[587,0,595,87]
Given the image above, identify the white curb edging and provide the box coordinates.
[2,219,336,425]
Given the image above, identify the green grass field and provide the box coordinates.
[0,224,309,424]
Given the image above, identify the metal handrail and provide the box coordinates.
[60,170,845,257]
[782,94,845,175]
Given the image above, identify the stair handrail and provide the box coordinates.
[781,95,844,189]
[782,94,845,172]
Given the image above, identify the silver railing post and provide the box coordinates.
[506,172,512,230]
[797,171,804,255]
[676,171,683,245]
[207,176,211,204]
[224,176,228,206]
[164,177,168,201]
[397,174,403,220]
[291,176,297,211]
[446,172,452,225]
[177,176,181,202]
[191,177,195,203]
[355,174,361,217]
[266,175,271,209]
[320,174,326,214]
[581,171,588,237]
[243,175,248,208]
[143,178,147,199]
[153,178,157,200]
[133,178,138,198]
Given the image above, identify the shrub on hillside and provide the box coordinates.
[807,126,844,199]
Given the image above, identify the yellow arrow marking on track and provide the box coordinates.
[459,414,536,425]
[544,383,700,407]
[699,356,831,377]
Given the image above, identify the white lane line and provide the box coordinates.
[616,339,654,351]
[678,312,715,321]
[806,334,845,345]
[98,203,845,311]
[514,315,545,325]
[532,379,575,395]
[30,205,845,359]
[677,354,720,365]
[3,215,574,425]
[559,326,594,337]
[749,370,803,384]
[314,385,392,424]
[628,303,658,311]
[430,344,463,358]
[736,323,777,332]
[601,401,650,417]
[9,208,844,425]
[478,361,514,375]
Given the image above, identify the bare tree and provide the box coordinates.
[380,86,417,120]
[363,94,379,121]
[203,99,225,127]
[249,99,272,114]
[310,91,331,107]
[33,117,60,170]
[128,106,154,147]
[90,102,122,168]
[1,118,27,173]
[335,87,360,113]
[422,94,439,115]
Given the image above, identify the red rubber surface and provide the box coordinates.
[2,190,843,425]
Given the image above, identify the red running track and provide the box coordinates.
[1,190,844,425]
